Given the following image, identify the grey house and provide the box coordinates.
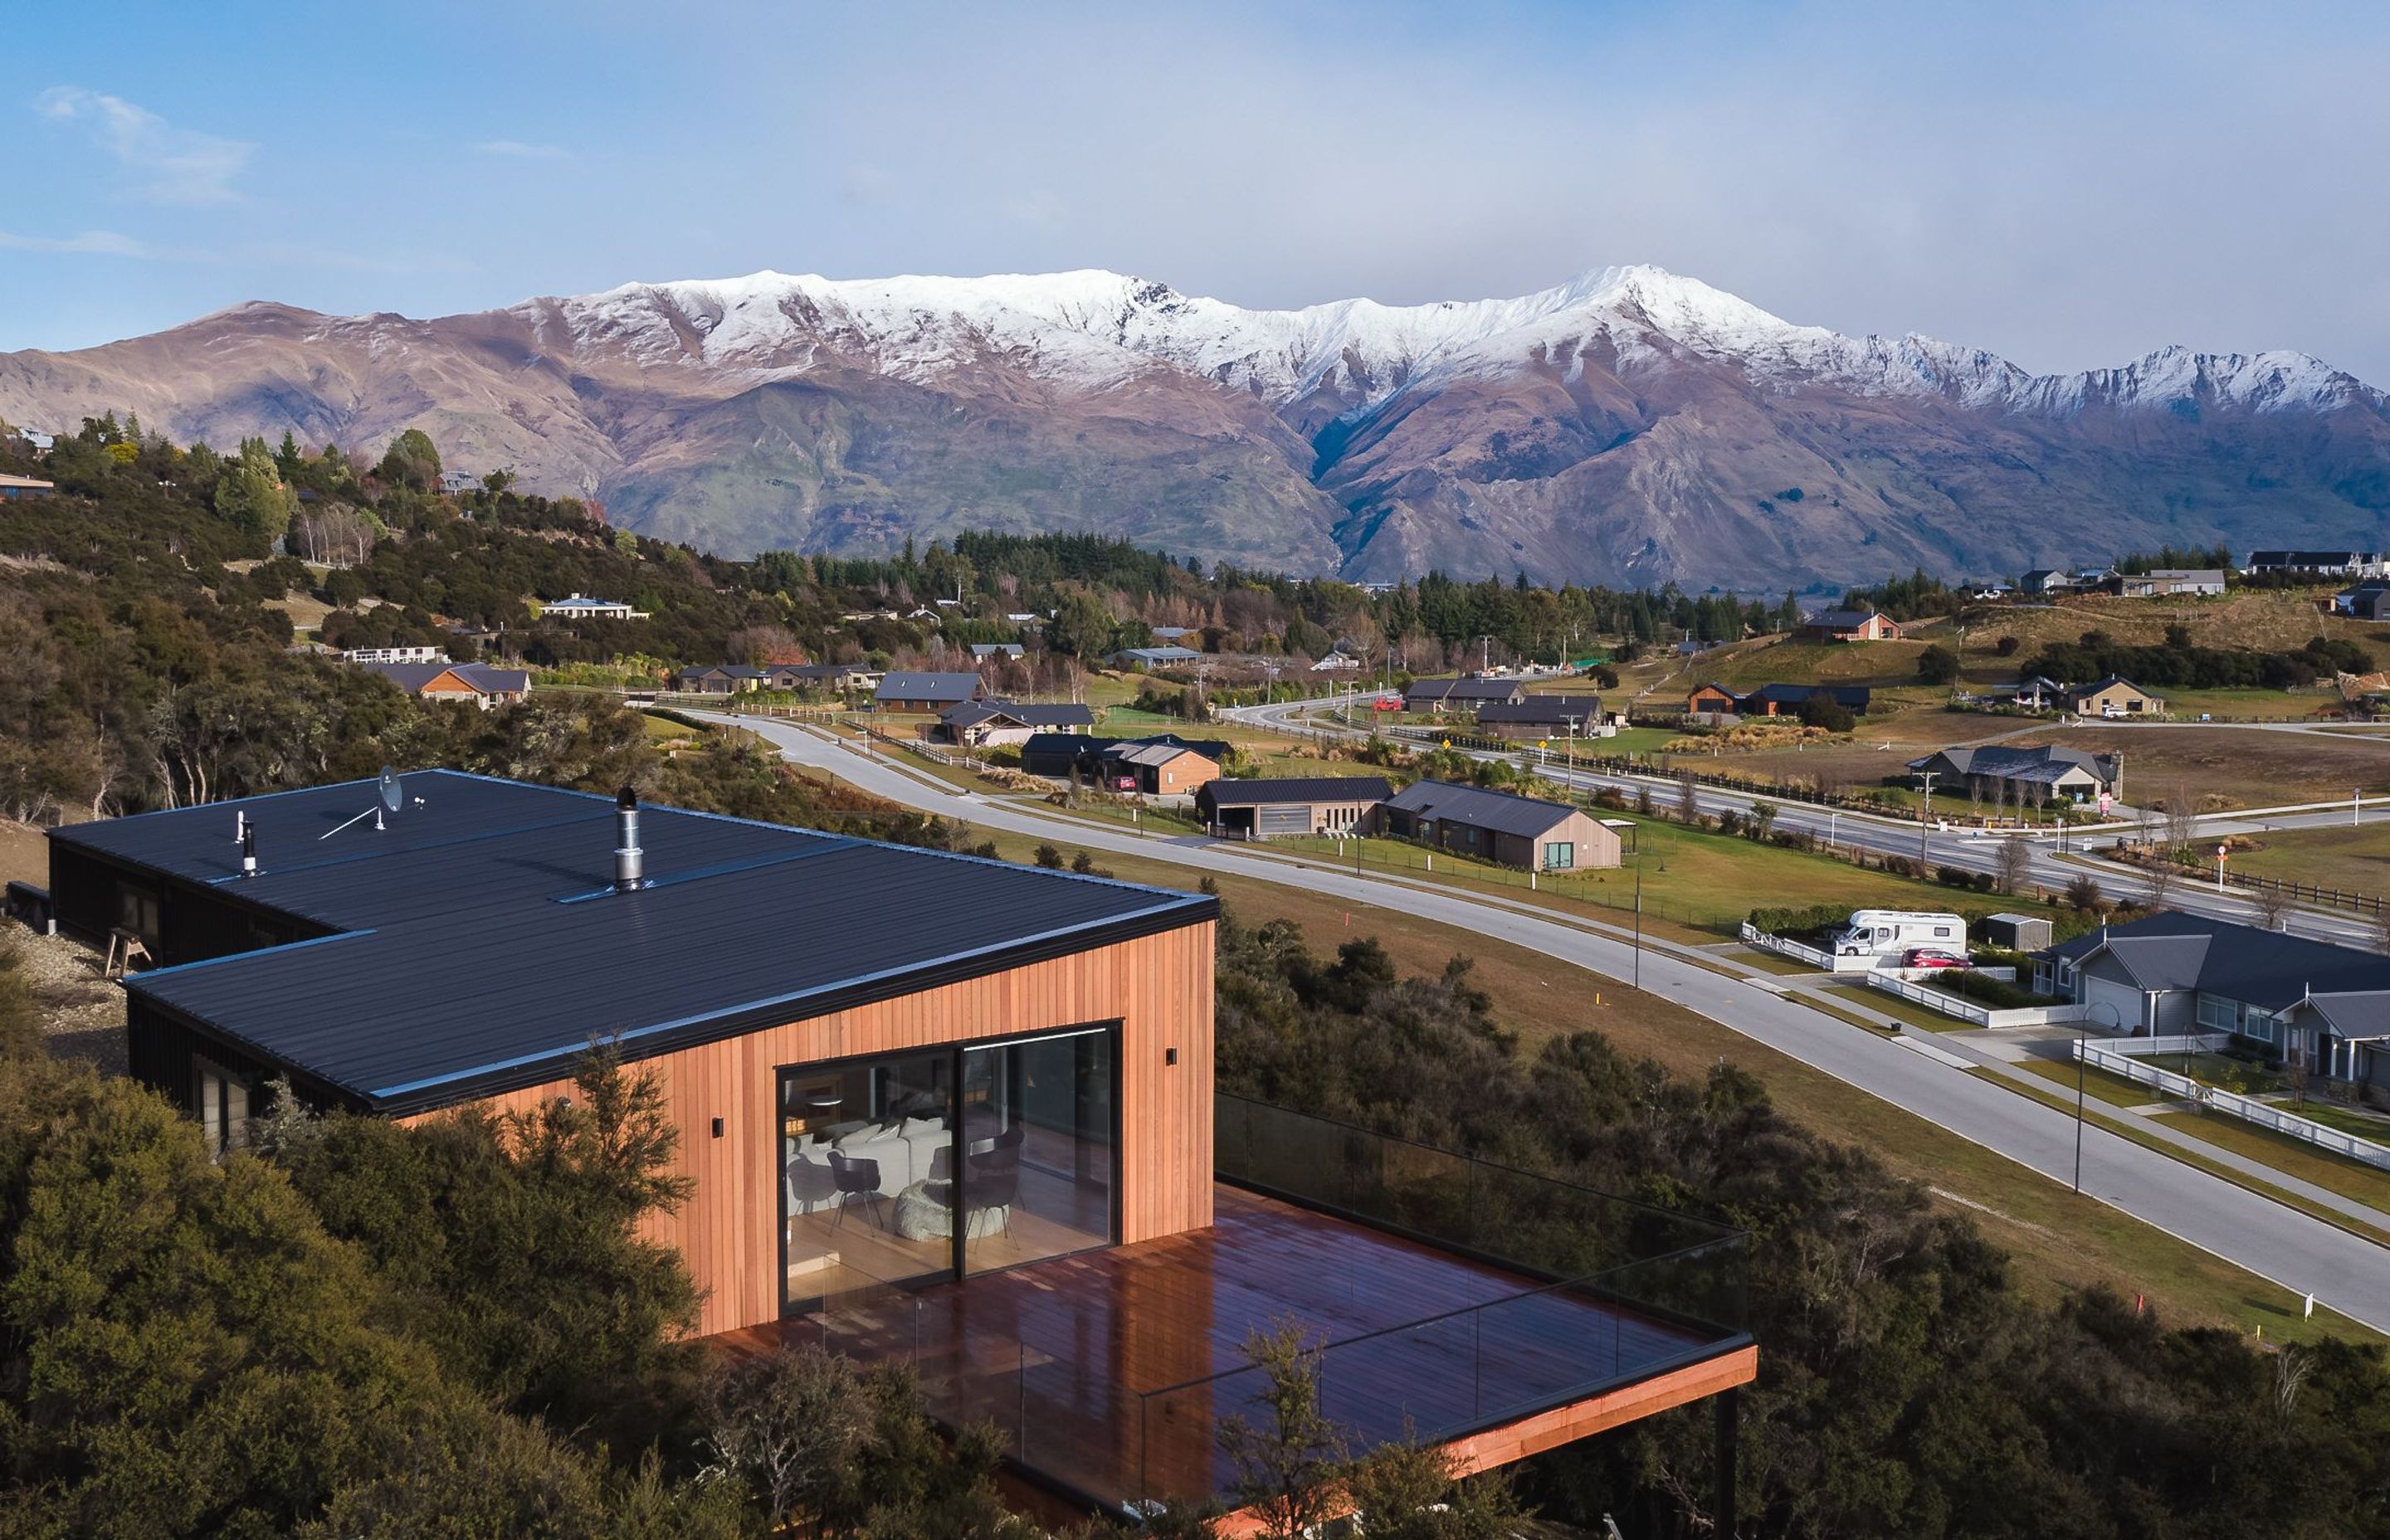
[1402,677,1525,713]
[1195,776,1393,839]
[873,671,987,711]
[2035,913,2390,1090]
[1378,779,1621,871]
[1907,743,2123,804]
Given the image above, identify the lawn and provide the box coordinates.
[1818,982,1977,1033]
[2217,819,2390,900]
[2045,724,2390,807]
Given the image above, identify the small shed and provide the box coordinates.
[1983,913,2052,953]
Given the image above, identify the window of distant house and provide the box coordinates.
[2241,1008,2278,1045]
[2197,996,2237,1034]
[1543,841,1574,870]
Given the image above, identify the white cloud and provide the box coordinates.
[0,227,167,258]
[35,85,255,207]
[473,139,569,159]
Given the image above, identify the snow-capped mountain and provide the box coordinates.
[5,265,2387,587]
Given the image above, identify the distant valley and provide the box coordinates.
[5,264,2388,588]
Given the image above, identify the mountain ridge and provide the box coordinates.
[5,264,2387,587]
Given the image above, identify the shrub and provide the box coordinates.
[1917,645,1961,685]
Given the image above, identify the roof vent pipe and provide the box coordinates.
[613,786,645,892]
[237,812,257,877]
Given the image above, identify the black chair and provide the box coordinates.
[964,1133,1022,1240]
[828,1151,885,1232]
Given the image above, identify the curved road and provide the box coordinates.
[715,713,2390,1333]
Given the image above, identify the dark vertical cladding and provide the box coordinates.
[46,842,328,967]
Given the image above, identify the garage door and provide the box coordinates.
[2083,976,2144,1036]
[1255,806,1310,837]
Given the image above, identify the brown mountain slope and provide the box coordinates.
[4,266,2387,587]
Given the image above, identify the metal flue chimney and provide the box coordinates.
[613,786,645,892]
[237,811,257,876]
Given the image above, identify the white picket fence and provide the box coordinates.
[1863,969,2091,1029]
[1739,923,1872,973]
[2074,1039,2390,1172]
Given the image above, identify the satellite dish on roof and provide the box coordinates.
[379,768,402,814]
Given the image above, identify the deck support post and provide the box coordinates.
[1714,1386,1739,1538]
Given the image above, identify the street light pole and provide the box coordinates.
[1632,826,1645,991]
[1915,771,1939,869]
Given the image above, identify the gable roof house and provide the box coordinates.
[1907,743,2122,804]
[1473,694,1607,738]
[2250,551,2383,578]
[1100,738,1222,798]
[1402,676,1525,713]
[934,699,1096,748]
[2018,569,2077,596]
[360,660,530,708]
[1107,645,1207,670]
[676,664,768,694]
[1379,779,1622,871]
[2066,675,2164,718]
[1795,609,1902,642]
[1685,682,1742,717]
[2336,581,2390,621]
[2117,568,2227,598]
[1736,683,1872,718]
[1018,733,1230,781]
[872,670,986,711]
[2036,913,2390,1093]
[537,592,647,621]
[776,662,883,692]
[45,771,1754,1523]
[1194,776,1393,839]
[970,642,1026,660]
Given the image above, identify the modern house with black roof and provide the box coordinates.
[2036,913,2390,1091]
[934,699,1095,747]
[44,770,1756,1524]
[1473,694,1606,739]
[1402,676,1525,713]
[1194,776,1393,838]
[1379,778,1622,871]
[873,670,987,711]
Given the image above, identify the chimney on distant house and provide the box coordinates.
[614,787,644,892]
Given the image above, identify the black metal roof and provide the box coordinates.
[1197,777,1393,808]
[79,772,1212,1114]
[2040,911,2390,1012]
[1382,777,1579,838]
[1474,694,1604,725]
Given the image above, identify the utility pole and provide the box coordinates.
[1562,715,1581,792]
[2075,1032,2087,1193]
[1915,770,1939,869]
[1633,827,1645,991]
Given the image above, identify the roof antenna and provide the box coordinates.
[319,767,406,841]
[613,786,646,892]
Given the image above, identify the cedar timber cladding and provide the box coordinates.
[431,921,1215,1337]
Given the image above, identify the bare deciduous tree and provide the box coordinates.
[1998,835,2032,896]
[2252,883,2290,932]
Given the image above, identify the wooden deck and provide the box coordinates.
[726,1185,1749,1509]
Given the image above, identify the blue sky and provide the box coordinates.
[9,0,2390,379]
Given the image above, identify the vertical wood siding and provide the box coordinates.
[414,921,1215,1336]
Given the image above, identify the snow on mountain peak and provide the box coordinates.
[509,263,2369,422]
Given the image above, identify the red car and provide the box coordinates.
[1904,948,1970,970]
[1371,695,1402,711]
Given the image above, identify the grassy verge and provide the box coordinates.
[2014,1056,2163,1109]
[1724,948,1822,977]
[2147,1110,2390,1218]
[945,816,2380,1343]
[1820,983,1976,1033]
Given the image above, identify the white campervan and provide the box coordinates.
[1831,909,1967,962]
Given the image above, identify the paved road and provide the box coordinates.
[718,714,2390,1333]
[1230,698,2390,948]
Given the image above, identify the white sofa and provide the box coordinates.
[786,1116,954,1215]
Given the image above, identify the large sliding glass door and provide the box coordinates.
[780,1024,1118,1316]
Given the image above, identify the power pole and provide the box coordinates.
[1915,770,1938,869]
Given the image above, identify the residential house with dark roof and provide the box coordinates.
[676,664,768,694]
[360,660,530,708]
[2335,582,2390,621]
[2018,569,2077,596]
[44,772,1753,1521]
[1402,676,1525,713]
[1194,776,1393,838]
[1107,645,1207,670]
[1100,739,1221,797]
[1794,609,1902,642]
[1906,743,2122,804]
[970,642,1026,660]
[1685,682,1742,716]
[2250,551,2383,578]
[2036,913,2390,1092]
[2117,568,2227,598]
[1379,779,1622,871]
[1473,694,1606,739]
[934,699,1096,748]
[873,670,987,711]
[1736,683,1873,718]
[1017,733,1231,781]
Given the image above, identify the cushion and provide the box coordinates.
[900,1115,944,1138]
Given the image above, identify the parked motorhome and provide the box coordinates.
[1831,909,1968,962]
